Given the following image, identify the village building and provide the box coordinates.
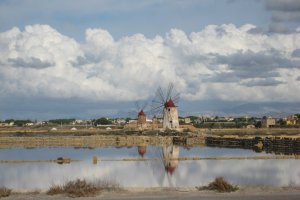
[152,115,159,129]
[184,117,191,124]
[261,116,276,128]
[286,115,297,125]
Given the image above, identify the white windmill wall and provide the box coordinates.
[163,145,179,174]
[163,107,179,129]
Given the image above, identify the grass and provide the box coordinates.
[0,187,11,198]
[197,177,239,193]
[47,179,121,197]
[46,185,64,195]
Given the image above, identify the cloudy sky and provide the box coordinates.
[0,0,300,119]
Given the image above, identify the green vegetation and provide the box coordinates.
[94,117,112,125]
[47,179,121,197]
[197,177,238,193]
[0,187,11,198]
[4,119,14,123]
[48,119,75,125]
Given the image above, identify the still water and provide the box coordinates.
[0,146,299,189]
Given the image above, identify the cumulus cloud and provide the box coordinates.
[265,0,300,33]
[0,24,300,102]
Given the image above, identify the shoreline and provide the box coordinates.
[4,186,300,200]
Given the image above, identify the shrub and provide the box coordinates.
[46,179,121,197]
[46,185,64,195]
[63,179,99,197]
[197,177,238,193]
[0,187,11,198]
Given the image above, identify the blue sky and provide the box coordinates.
[0,0,300,119]
[0,0,271,40]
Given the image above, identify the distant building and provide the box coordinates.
[286,115,297,125]
[246,124,255,129]
[261,117,276,128]
[116,118,126,124]
[152,115,158,129]
[0,122,14,127]
[184,117,191,124]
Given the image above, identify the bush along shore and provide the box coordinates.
[196,177,239,193]
[0,187,11,198]
[47,179,122,197]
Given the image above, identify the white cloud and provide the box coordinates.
[0,24,300,102]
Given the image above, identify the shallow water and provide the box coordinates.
[0,146,299,189]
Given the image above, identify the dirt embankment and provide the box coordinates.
[4,186,300,200]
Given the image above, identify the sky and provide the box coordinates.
[0,0,300,120]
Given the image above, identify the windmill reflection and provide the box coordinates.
[138,146,147,157]
[136,144,180,186]
[163,145,179,176]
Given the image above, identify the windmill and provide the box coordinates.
[152,83,180,129]
[134,101,148,130]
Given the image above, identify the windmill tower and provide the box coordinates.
[152,83,180,130]
[135,101,148,130]
[163,98,179,129]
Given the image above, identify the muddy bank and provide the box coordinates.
[0,127,299,137]
[4,186,300,200]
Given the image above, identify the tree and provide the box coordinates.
[95,117,112,125]
[125,117,131,123]
[48,119,75,125]
[4,119,14,123]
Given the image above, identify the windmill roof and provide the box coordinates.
[165,166,176,175]
[164,99,176,108]
[138,110,145,116]
[138,146,146,157]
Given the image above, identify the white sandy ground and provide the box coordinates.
[4,186,300,200]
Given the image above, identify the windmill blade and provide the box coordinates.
[135,101,140,111]
[127,110,137,119]
[166,83,174,101]
[142,101,148,110]
[151,99,164,105]
[156,86,166,104]
[166,172,174,187]
[151,104,164,114]
[172,92,180,104]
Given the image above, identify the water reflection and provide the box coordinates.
[138,146,146,157]
[163,145,179,176]
[0,146,299,189]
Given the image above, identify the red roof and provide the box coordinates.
[165,166,176,175]
[138,146,146,157]
[164,99,176,108]
[138,110,145,116]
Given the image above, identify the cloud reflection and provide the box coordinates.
[0,157,299,189]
